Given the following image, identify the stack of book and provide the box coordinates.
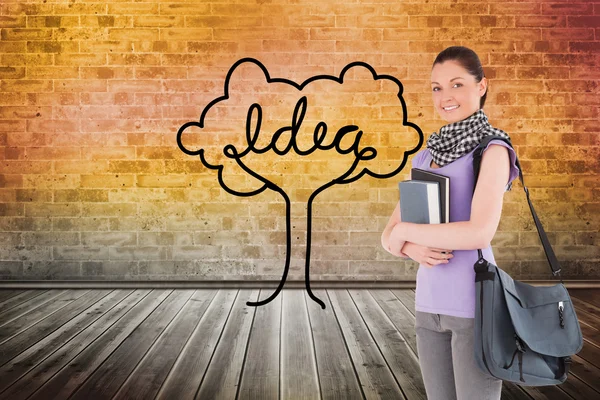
[398,168,450,224]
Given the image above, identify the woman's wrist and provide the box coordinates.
[399,241,410,258]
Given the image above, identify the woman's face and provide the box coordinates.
[431,60,487,124]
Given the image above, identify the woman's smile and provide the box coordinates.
[443,105,460,113]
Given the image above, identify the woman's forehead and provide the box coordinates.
[431,62,469,83]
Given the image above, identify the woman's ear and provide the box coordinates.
[479,77,488,97]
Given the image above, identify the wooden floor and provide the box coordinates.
[0,288,598,400]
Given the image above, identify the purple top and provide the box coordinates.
[412,139,520,318]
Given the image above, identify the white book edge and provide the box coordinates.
[427,184,441,224]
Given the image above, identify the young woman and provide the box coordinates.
[381,46,520,400]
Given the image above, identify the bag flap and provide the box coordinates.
[501,273,570,308]
[497,268,583,357]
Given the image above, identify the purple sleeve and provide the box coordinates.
[483,140,520,191]
[411,148,426,170]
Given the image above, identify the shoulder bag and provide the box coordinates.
[471,135,583,386]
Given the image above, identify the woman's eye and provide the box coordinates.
[432,83,461,92]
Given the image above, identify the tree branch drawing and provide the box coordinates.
[176,58,423,309]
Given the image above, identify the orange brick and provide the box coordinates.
[160,28,212,41]
[542,28,594,41]
[25,203,81,217]
[26,147,81,160]
[0,15,25,28]
[1,79,53,93]
[491,3,540,15]
[84,147,136,160]
[568,16,600,28]
[54,189,107,202]
[1,28,52,40]
[2,53,53,66]
[26,119,78,133]
[79,15,117,28]
[0,120,26,132]
[27,41,78,53]
[135,66,187,79]
[159,3,210,15]
[16,189,52,202]
[107,80,161,92]
[133,16,183,27]
[516,16,566,28]
[108,3,158,14]
[81,175,135,188]
[54,79,107,93]
[570,42,600,52]
[109,160,165,174]
[82,203,137,217]
[27,66,79,79]
[108,28,159,41]
[490,28,541,41]
[137,175,189,188]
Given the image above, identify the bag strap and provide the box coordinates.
[472,135,564,282]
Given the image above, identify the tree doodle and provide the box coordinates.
[176,58,424,309]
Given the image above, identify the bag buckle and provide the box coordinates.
[552,268,562,276]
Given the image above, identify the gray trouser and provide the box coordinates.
[415,311,503,400]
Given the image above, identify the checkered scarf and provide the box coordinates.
[427,108,512,168]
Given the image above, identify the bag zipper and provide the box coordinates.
[558,301,565,328]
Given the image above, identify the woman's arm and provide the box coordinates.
[390,144,511,250]
[381,201,410,258]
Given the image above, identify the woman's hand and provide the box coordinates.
[403,243,454,268]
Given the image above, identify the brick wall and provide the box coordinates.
[0,0,598,281]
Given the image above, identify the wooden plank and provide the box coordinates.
[305,289,363,400]
[569,351,600,394]
[554,371,600,400]
[238,288,281,400]
[370,289,418,356]
[0,290,47,313]
[569,289,600,309]
[280,289,320,400]
[0,289,114,367]
[349,289,426,400]
[2,289,164,400]
[0,289,90,343]
[580,333,600,370]
[0,290,64,322]
[155,289,238,399]
[195,289,260,399]
[520,384,575,400]
[571,296,600,320]
[575,309,600,334]
[391,289,416,316]
[66,289,193,400]
[576,317,600,347]
[328,289,406,399]
[112,290,218,400]
[0,289,131,393]
[0,290,26,304]
[501,382,534,400]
